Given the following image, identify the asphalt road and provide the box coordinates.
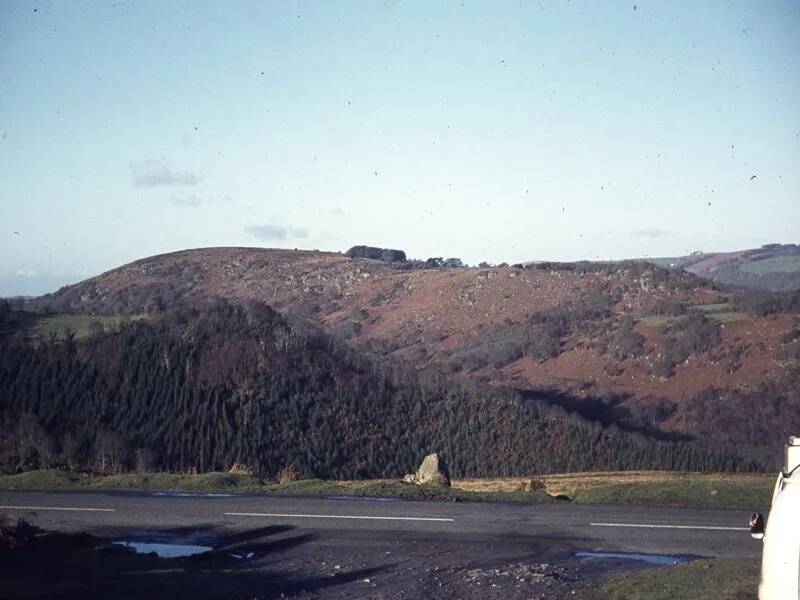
[0,489,760,558]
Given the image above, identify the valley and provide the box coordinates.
[3,246,796,473]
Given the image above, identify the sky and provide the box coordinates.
[1,1,799,296]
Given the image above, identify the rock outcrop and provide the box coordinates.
[404,452,451,487]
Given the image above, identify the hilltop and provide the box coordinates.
[646,243,800,291]
[15,246,799,467]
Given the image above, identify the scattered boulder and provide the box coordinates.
[404,452,451,487]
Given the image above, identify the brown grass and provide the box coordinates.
[452,470,771,497]
[276,463,301,483]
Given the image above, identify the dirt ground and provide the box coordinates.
[1,522,667,600]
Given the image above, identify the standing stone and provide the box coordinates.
[405,453,451,487]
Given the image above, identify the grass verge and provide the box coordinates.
[592,558,758,600]
[569,477,773,510]
[455,471,774,510]
[0,470,554,504]
[0,469,774,509]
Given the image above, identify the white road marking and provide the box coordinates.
[590,522,748,531]
[225,512,454,522]
[0,505,115,512]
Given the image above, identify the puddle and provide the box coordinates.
[575,551,688,566]
[114,541,213,558]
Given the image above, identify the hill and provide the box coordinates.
[11,246,800,467]
[0,301,744,477]
[647,243,800,291]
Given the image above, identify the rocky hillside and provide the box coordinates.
[23,246,800,466]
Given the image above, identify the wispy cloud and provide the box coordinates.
[16,269,38,278]
[632,228,669,238]
[130,159,201,187]
[170,193,204,207]
[245,224,309,241]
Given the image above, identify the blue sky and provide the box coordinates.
[1,1,799,296]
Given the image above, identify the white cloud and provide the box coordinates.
[245,224,310,241]
[130,159,202,187]
[170,193,204,207]
[632,228,669,238]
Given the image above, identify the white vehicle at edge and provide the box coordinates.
[754,436,800,600]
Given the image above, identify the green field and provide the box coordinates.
[32,314,146,340]
[589,558,759,600]
[639,304,747,328]
[707,311,748,323]
[638,315,676,327]
[694,303,731,313]
[741,254,800,275]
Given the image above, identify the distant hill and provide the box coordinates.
[646,244,800,291]
[8,246,800,468]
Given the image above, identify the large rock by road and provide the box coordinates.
[404,452,451,487]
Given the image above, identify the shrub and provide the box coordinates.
[520,478,546,492]
[87,320,105,337]
[609,318,644,360]
[228,462,253,475]
[652,298,688,316]
[653,312,721,377]
[652,353,675,379]
[653,399,677,422]
[0,301,11,325]
[782,328,800,344]
[134,448,155,473]
[776,345,800,361]
[424,257,444,268]
[445,358,463,373]
[734,289,800,316]
[332,308,366,339]
[526,329,559,362]
[345,246,407,263]
[670,312,721,354]
[277,463,301,483]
